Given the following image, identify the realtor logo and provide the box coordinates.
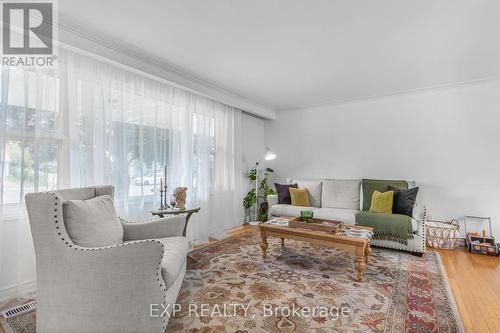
[1,1,57,67]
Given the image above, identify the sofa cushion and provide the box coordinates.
[158,237,189,287]
[267,194,279,207]
[369,191,394,214]
[269,205,358,226]
[275,183,298,204]
[289,188,310,206]
[62,195,123,247]
[362,179,407,211]
[269,204,318,218]
[293,179,322,208]
[311,208,358,226]
[321,179,360,210]
[388,186,419,217]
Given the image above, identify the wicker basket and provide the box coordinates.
[426,219,460,249]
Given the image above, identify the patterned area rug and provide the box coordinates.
[1,310,36,333]
[1,229,463,333]
[171,229,463,332]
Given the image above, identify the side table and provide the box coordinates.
[151,207,201,262]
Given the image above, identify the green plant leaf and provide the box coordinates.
[248,168,257,181]
[244,166,277,210]
[243,188,257,209]
[264,188,275,196]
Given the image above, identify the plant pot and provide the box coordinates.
[258,202,269,222]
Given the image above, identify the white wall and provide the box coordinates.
[0,217,36,302]
[265,80,500,237]
[242,112,266,173]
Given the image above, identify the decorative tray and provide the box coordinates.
[289,217,343,234]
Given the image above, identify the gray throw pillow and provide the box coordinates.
[275,183,298,204]
[62,195,123,247]
[388,186,419,217]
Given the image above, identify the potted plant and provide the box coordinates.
[243,166,275,222]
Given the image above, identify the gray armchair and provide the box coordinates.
[25,185,188,333]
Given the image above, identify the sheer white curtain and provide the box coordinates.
[0,48,243,302]
[0,66,61,302]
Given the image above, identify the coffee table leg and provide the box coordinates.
[260,235,268,257]
[280,238,285,247]
[355,256,366,282]
[364,244,372,263]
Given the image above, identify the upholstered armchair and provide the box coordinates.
[25,185,188,333]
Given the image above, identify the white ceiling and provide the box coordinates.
[59,0,500,111]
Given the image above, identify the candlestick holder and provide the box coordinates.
[159,186,165,210]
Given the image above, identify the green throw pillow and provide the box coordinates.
[362,179,408,211]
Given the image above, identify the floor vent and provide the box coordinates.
[1,301,36,319]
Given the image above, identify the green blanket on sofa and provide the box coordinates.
[357,179,414,245]
[356,211,414,245]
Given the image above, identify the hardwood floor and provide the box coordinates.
[1,224,498,333]
[436,247,500,333]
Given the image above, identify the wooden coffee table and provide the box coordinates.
[259,220,373,281]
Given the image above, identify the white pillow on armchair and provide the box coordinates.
[62,195,124,247]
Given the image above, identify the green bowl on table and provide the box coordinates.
[300,210,314,223]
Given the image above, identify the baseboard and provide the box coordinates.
[0,280,36,304]
[227,217,246,228]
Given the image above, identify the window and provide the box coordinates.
[1,48,242,301]
[1,68,61,206]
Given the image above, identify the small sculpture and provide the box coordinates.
[172,187,188,209]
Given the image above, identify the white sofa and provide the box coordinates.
[267,178,427,254]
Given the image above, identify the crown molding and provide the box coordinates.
[280,76,500,112]
[56,21,276,120]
